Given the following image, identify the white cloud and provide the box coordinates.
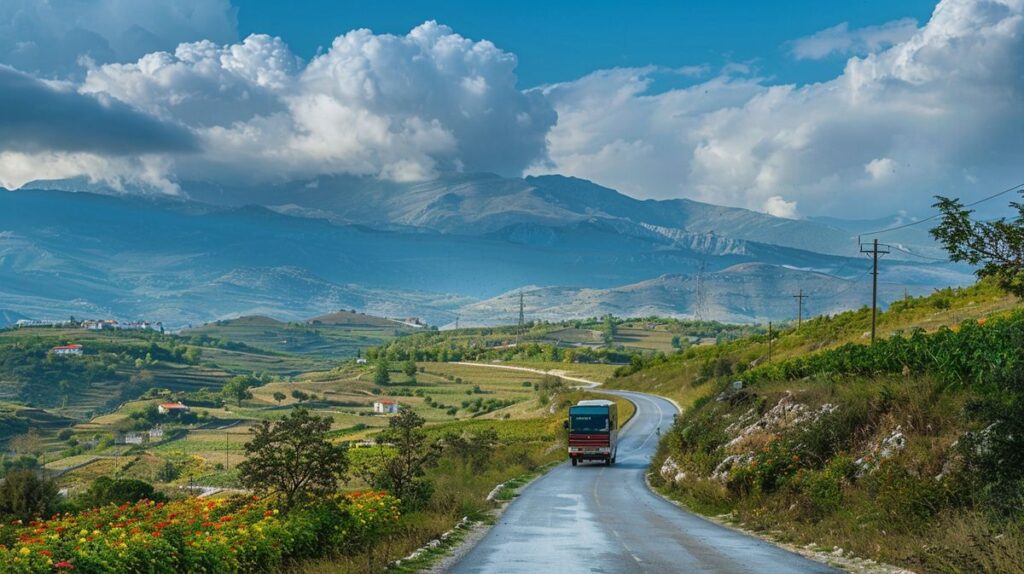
[789,18,919,60]
[0,0,237,77]
[5,21,556,189]
[533,0,1024,218]
[78,21,555,185]
[763,196,799,219]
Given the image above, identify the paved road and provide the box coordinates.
[448,388,839,573]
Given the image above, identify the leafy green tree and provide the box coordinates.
[273,391,286,405]
[0,470,59,521]
[374,359,391,386]
[932,195,1024,297]
[155,461,180,483]
[356,408,440,508]
[222,375,256,407]
[237,408,349,511]
[402,359,417,377]
[290,389,309,402]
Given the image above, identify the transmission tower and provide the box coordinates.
[694,258,709,322]
[516,292,525,345]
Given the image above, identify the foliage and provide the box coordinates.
[77,477,167,509]
[373,359,390,386]
[0,470,59,522]
[221,375,258,407]
[356,409,440,510]
[932,194,1024,297]
[237,408,349,511]
[0,493,400,574]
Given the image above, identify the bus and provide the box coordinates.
[565,399,618,466]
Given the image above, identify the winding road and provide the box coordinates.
[447,366,839,574]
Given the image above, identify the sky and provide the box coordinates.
[0,0,1021,220]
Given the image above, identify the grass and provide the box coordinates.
[625,280,1024,574]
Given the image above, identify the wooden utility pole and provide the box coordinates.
[792,289,806,328]
[860,238,891,344]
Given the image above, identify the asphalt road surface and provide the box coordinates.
[448,389,839,574]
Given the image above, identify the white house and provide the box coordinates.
[51,344,83,356]
[373,400,400,414]
[122,432,144,445]
[355,357,368,365]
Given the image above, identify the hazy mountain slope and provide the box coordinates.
[456,263,946,325]
[119,173,867,256]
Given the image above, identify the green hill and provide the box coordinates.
[610,280,1024,573]
[184,311,414,358]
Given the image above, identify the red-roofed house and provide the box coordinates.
[158,402,190,415]
[51,344,83,356]
[373,400,400,414]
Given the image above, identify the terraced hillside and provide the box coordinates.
[184,312,416,359]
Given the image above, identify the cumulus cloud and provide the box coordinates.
[789,18,919,60]
[78,21,555,184]
[533,0,1024,218]
[0,0,237,77]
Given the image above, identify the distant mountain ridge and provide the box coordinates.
[2,173,973,327]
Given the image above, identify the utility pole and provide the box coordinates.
[767,321,773,363]
[455,315,459,330]
[515,292,525,346]
[860,238,891,344]
[792,289,806,329]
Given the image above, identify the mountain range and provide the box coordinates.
[0,173,973,328]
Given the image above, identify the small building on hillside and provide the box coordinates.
[51,344,83,356]
[158,402,190,415]
[373,400,400,414]
[355,357,368,365]
[122,432,144,445]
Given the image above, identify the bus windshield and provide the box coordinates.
[570,414,610,433]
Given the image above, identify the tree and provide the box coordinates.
[155,461,180,483]
[184,347,202,365]
[290,389,309,402]
[0,470,59,521]
[931,195,1024,297]
[273,391,287,405]
[356,408,440,508]
[602,315,617,345]
[237,408,349,511]
[402,359,417,377]
[222,375,256,406]
[374,359,391,386]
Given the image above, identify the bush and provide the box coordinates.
[79,476,167,508]
[0,470,59,522]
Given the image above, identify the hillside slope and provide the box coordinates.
[608,282,1024,573]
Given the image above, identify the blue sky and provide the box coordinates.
[235,0,938,87]
[0,0,1021,220]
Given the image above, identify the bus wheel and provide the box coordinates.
[571,458,578,466]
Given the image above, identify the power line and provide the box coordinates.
[890,244,950,262]
[860,181,1024,237]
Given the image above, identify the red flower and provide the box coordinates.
[55,562,74,570]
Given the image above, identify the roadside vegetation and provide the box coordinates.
[625,198,1024,573]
